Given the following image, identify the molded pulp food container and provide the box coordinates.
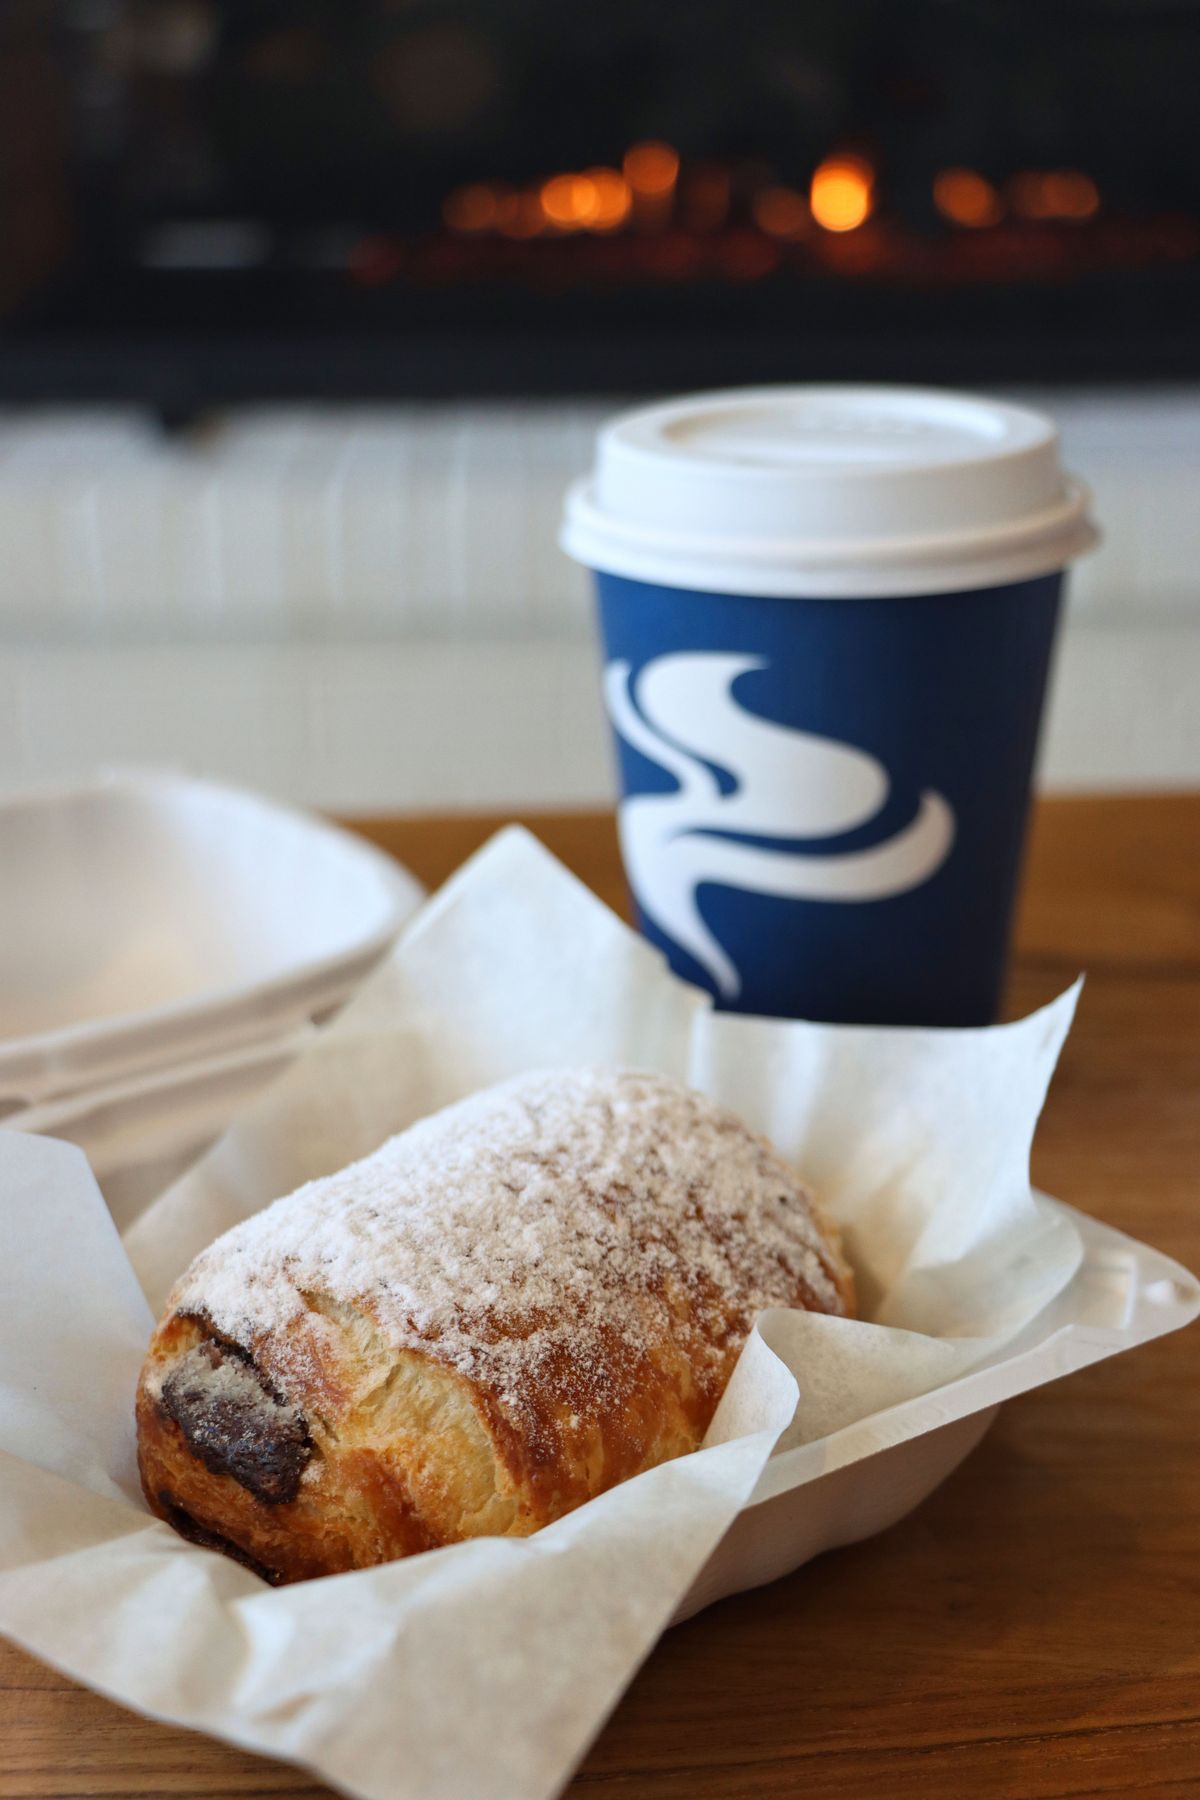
[0,771,423,1216]
[677,1200,1198,1618]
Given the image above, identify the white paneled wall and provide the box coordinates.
[0,406,604,640]
[0,390,1197,808]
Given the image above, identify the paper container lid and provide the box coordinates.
[560,384,1098,598]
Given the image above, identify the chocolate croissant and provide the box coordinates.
[136,1068,854,1584]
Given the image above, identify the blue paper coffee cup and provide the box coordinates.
[561,386,1098,1027]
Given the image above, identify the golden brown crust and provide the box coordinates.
[137,1070,855,1584]
[137,1310,520,1582]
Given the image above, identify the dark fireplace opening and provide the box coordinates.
[2,1,1197,414]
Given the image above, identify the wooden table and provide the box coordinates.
[4,795,1198,1800]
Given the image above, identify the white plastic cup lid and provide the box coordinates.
[561,384,1098,598]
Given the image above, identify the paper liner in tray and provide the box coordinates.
[1,828,1196,1800]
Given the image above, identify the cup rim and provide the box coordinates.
[562,473,1097,599]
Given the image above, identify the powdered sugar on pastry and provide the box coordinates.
[169,1068,851,1432]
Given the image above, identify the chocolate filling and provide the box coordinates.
[159,1335,313,1505]
[157,1492,284,1586]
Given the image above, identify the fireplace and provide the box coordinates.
[1,2,1198,413]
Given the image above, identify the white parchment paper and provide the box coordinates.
[0,828,1081,1800]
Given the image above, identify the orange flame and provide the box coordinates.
[539,168,631,231]
[810,155,874,232]
[933,168,1003,229]
[540,173,596,227]
[623,140,680,197]
[584,167,633,231]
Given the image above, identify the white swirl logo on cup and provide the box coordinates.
[604,652,955,998]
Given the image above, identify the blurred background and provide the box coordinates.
[0,0,1197,809]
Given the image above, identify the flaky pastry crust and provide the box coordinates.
[137,1069,854,1584]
